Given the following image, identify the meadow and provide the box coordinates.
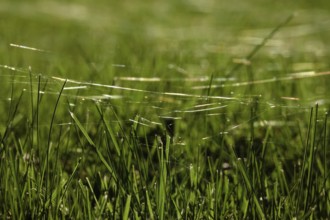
[0,0,329,219]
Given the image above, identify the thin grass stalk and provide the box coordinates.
[70,110,118,183]
[226,13,294,76]
[95,103,121,156]
[206,73,213,99]
[323,112,328,184]
[53,126,63,214]
[235,156,265,219]
[157,137,166,220]
[9,149,21,219]
[146,190,155,219]
[296,106,313,215]
[43,79,67,213]
[78,180,92,219]
[85,177,100,210]
[29,67,34,148]
[36,75,41,162]
[304,104,318,214]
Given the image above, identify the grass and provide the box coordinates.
[0,0,330,219]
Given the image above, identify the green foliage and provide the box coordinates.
[0,0,330,219]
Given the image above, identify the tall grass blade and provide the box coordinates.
[146,190,155,220]
[85,177,100,209]
[123,194,131,220]
[95,103,121,156]
[296,106,313,215]
[304,104,318,213]
[323,112,328,183]
[70,110,118,182]
[69,111,95,147]
[157,137,166,220]
[236,158,266,220]
[42,80,67,209]
[53,157,81,209]
[78,180,92,220]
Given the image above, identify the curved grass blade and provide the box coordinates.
[95,103,121,156]
[69,111,95,147]
[43,79,67,210]
[69,110,118,182]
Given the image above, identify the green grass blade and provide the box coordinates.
[78,180,92,220]
[85,177,100,209]
[296,107,314,215]
[69,111,95,146]
[70,109,118,181]
[157,137,166,220]
[42,79,67,211]
[95,103,121,156]
[305,104,318,213]
[95,148,118,182]
[123,194,131,220]
[236,158,265,219]
[323,112,328,183]
[52,157,81,210]
[146,190,155,220]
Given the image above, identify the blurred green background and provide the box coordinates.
[1,0,330,81]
